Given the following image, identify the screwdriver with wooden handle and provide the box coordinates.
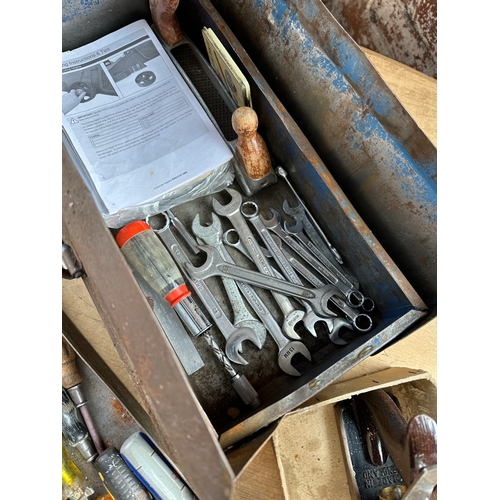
[62,338,152,499]
[62,337,105,455]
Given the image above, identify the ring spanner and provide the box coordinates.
[147,213,264,366]
[184,244,344,319]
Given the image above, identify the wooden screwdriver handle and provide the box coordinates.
[149,0,184,47]
[232,106,273,180]
[62,337,83,389]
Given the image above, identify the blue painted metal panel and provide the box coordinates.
[208,0,437,311]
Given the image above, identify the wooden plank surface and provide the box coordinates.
[62,47,437,500]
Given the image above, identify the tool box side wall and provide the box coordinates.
[62,145,235,500]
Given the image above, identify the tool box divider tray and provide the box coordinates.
[62,1,430,498]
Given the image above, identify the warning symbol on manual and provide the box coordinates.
[71,118,78,124]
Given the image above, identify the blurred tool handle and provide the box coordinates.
[358,390,437,488]
[62,337,83,389]
[232,106,273,180]
[94,447,152,500]
[149,0,184,46]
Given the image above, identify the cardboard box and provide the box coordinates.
[272,367,437,500]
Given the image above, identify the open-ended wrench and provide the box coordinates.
[260,208,365,308]
[147,213,264,365]
[282,197,343,267]
[273,235,373,332]
[191,218,311,376]
[223,227,351,345]
[215,229,312,376]
[284,218,375,313]
[276,166,343,265]
[213,188,305,341]
[184,244,345,319]
[242,201,355,341]
[191,212,267,347]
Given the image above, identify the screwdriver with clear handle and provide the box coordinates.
[115,220,260,407]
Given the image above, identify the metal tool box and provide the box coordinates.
[62,1,433,498]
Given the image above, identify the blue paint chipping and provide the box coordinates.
[62,0,100,22]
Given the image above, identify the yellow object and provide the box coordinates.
[62,441,94,500]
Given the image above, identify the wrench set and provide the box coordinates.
[116,177,379,415]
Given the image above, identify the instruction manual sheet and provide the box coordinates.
[62,19,233,227]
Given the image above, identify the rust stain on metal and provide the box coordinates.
[111,398,136,429]
[322,0,436,78]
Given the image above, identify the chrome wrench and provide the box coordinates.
[191,216,311,376]
[184,244,344,318]
[282,197,343,268]
[276,165,343,264]
[213,188,305,341]
[241,201,350,340]
[273,234,373,332]
[284,218,375,313]
[223,228,351,345]
[146,213,264,365]
[260,208,365,308]
[191,212,267,347]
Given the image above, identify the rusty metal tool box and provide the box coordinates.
[62,1,433,498]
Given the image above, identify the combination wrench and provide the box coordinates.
[241,201,353,342]
[272,234,373,332]
[284,217,375,313]
[260,208,365,309]
[223,228,351,346]
[191,212,312,375]
[212,188,305,341]
[276,165,343,264]
[189,221,313,376]
[191,212,267,347]
[282,197,343,268]
[146,213,264,366]
[183,244,346,319]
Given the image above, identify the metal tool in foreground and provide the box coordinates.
[121,431,197,500]
[222,225,351,345]
[185,244,344,319]
[336,397,405,500]
[270,236,373,333]
[282,197,343,269]
[213,188,305,340]
[116,219,261,409]
[147,213,264,365]
[260,208,365,308]
[276,166,343,264]
[191,214,311,376]
[62,387,98,462]
[191,212,267,347]
[62,337,106,455]
[242,200,355,340]
[283,217,374,309]
[358,390,437,500]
